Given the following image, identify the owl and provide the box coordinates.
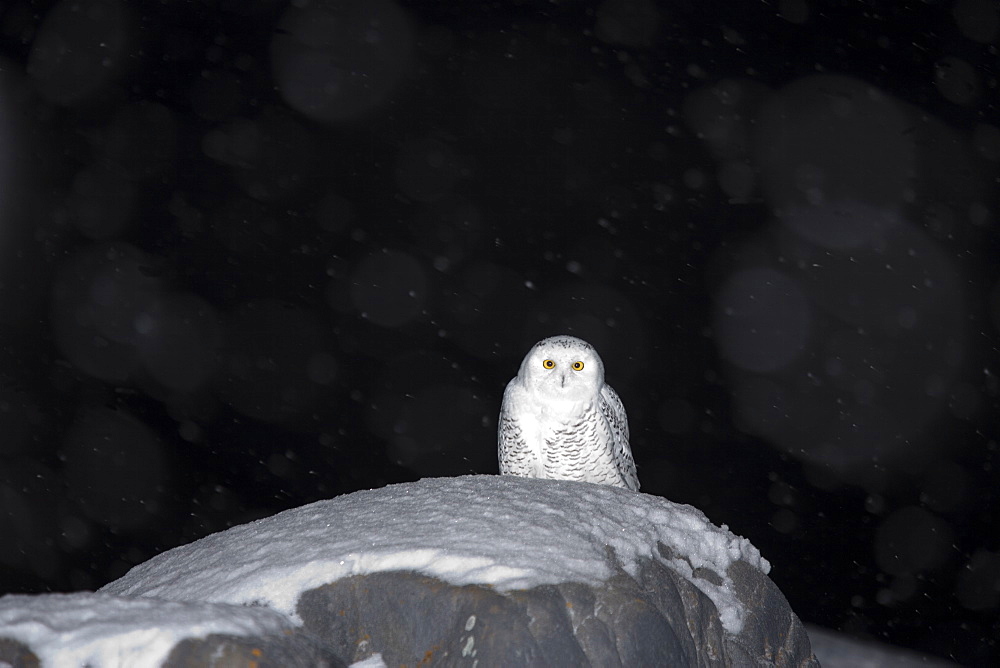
[498,335,639,491]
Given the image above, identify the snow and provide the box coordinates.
[349,653,388,668]
[1,475,771,665]
[806,625,956,667]
[101,476,769,633]
[0,592,291,668]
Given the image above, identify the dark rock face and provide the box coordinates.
[164,631,346,668]
[296,551,818,667]
[0,638,39,668]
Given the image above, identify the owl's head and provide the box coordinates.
[517,335,606,400]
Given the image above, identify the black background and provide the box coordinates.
[0,0,997,664]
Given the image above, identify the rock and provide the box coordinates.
[1,476,819,666]
[0,637,39,668]
[297,553,817,666]
[164,632,346,668]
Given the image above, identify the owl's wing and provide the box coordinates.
[497,380,532,477]
[600,383,639,491]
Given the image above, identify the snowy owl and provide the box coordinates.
[498,335,639,491]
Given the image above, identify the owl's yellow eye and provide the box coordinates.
[542,359,556,369]
[572,361,585,371]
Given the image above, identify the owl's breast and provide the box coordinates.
[535,395,593,421]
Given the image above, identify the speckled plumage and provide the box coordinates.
[498,335,639,491]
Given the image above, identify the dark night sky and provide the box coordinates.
[0,0,998,664]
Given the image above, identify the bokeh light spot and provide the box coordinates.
[934,56,980,106]
[0,465,61,578]
[956,549,1000,610]
[754,75,914,246]
[777,0,809,24]
[594,0,660,48]
[349,250,427,327]
[874,506,953,577]
[27,0,130,105]
[102,102,177,180]
[307,352,339,385]
[65,165,136,239]
[49,243,162,382]
[61,408,167,531]
[394,137,463,203]
[973,123,1000,162]
[779,200,901,251]
[657,398,696,436]
[952,0,1000,43]
[271,0,413,123]
[714,266,810,373]
[217,300,330,423]
[135,293,223,393]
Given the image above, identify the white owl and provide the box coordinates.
[498,335,639,491]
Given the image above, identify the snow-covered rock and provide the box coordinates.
[0,475,818,666]
[0,592,342,667]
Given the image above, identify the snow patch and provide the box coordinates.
[349,653,388,668]
[0,592,291,668]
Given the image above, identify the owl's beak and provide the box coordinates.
[560,373,566,388]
